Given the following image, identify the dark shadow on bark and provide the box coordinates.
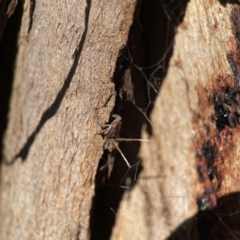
[4,0,91,163]
[218,0,239,6]
[0,0,18,40]
[167,192,240,240]
[90,1,189,239]
[0,0,23,162]
[28,0,36,34]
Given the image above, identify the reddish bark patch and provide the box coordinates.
[194,84,219,210]
[194,6,240,211]
[195,74,239,211]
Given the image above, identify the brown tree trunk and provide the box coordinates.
[111,1,240,240]
[1,0,240,240]
[0,0,137,239]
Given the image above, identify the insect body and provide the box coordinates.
[98,114,149,168]
[99,114,122,152]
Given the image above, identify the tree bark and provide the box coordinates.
[0,0,137,239]
[111,1,240,240]
[1,0,240,240]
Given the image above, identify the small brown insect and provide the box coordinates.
[98,114,149,168]
[99,114,122,152]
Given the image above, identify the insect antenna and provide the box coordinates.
[113,142,131,168]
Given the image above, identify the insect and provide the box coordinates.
[98,114,150,168]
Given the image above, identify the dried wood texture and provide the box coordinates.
[0,0,137,239]
[111,1,240,240]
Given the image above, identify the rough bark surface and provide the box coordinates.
[0,0,137,239]
[2,0,240,239]
[111,1,240,240]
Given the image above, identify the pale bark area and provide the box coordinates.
[0,0,137,239]
[111,1,240,240]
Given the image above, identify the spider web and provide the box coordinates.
[90,1,240,240]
